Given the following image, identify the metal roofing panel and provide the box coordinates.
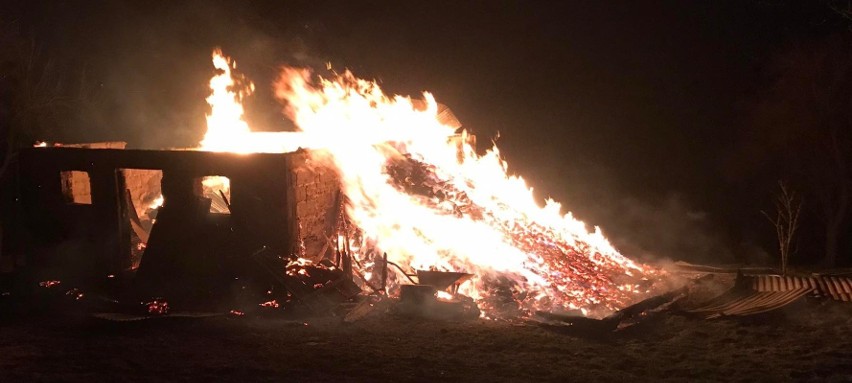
[748,275,852,302]
[689,288,813,318]
[688,274,852,319]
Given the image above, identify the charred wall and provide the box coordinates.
[15,148,291,279]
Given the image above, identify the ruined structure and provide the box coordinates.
[12,145,341,299]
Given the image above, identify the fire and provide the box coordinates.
[435,290,455,301]
[197,49,660,318]
[199,49,305,154]
[195,50,250,207]
[148,195,164,210]
[199,49,255,153]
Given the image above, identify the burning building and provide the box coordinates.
[7,49,662,319]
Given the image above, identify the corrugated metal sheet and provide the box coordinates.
[751,275,852,302]
[688,288,813,319]
[687,274,852,318]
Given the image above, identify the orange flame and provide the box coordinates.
[199,50,661,317]
[199,49,254,153]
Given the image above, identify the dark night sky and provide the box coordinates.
[4,1,850,263]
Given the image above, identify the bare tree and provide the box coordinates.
[0,19,66,180]
[746,34,852,267]
[762,181,802,275]
[794,38,852,267]
[828,0,852,25]
[0,19,69,269]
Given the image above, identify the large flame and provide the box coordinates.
[199,49,255,153]
[199,49,660,317]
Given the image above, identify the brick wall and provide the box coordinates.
[123,169,163,219]
[290,152,341,261]
[60,170,92,204]
[57,142,128,206]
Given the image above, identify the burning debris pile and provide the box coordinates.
[261,51,662,318]
[8,49,668,322]
[380,153,657,317]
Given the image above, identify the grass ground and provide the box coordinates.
[1,296,851,382]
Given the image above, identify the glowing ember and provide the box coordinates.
[194,49,662,318]
[145,298,170,315]
[287,257,314,267]
[65,288,84,300]
[259,300,280,308]
[39,280,61,288]
[435,290,455,301]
